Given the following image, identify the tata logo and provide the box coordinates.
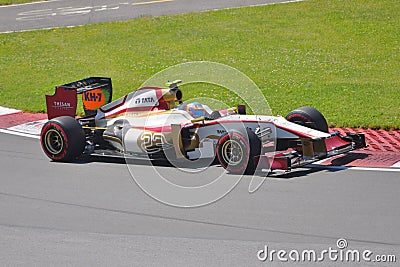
[53,101,71,108]
[84,92,103,102]
[134,97,155,105]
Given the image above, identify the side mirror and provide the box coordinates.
[237,104,246,115]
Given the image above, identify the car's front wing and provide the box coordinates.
[258,132,367,172]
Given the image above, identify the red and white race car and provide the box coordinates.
[40,77,366,174]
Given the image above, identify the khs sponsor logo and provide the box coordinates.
[134,97,155,105]
[53,101,71,108]
[84,92,103,102]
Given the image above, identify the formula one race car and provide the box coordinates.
[40,77,366,174]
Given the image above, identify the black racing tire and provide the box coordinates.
[286,106,329,133]
[40,116,85,162]
[216,129,261,175]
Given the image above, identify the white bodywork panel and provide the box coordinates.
[96,102,331,158]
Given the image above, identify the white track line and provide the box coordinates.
[308,164,400,173]
[0,128,40,139]
[0,24,82,34]
[205,0,304,12]
[0,106,21,115]
[132,0,174,6]
[0,0,61,8]
[391,161,400,168]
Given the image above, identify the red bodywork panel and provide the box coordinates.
[325,135,351,151]
[45,86,77,120]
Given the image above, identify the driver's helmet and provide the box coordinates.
[179,102,206,118]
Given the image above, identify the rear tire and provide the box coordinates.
[40,116,85,161]
[286,106,329,133]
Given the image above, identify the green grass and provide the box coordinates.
[0,0,399,129]
[0,0,45,5]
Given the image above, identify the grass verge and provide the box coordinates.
[0,0,399,128]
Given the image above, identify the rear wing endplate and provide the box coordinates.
[45,77,112,119]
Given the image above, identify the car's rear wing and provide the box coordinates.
[45,77,112,119]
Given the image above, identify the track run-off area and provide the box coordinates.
[0,0,302,33]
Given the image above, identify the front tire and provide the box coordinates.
[216,129,261,175]
[286,106,329,133]
[40,116,85,161]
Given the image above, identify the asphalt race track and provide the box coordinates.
[0,132,399,265]
[0,0,296,33]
